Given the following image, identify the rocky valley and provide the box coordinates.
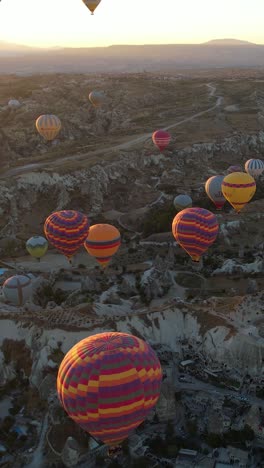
[0,71,264,467]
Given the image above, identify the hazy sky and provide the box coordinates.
[1,0,264,48]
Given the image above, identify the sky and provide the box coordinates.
[0,0,264,48]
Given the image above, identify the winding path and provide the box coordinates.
[2,83,223,179]
[25,414,49,468]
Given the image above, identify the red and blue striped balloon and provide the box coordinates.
[172,207,219,262]
[44,210,89,259]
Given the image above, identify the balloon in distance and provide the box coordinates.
[173,194,192,212]
[84,224,121,268]
[89,91,105,107]
[221,172,256,213]
[172,207,219,262]
[57,332,162,447]
[36,114,61,141]
[227,165,243,174]
[205,175,226,210]
[26,236,48,260]
[3,275,32,306]
[245,159,264,179]
[44,210,90,260]
[82,0,101,15]
[152,130,171,152]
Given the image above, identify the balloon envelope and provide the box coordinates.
[57,332,162,446]
[222,172,256,213]
[173,194,192,212]
[3,275,32,306]
[245,159,264,178]
[205,175,226,210]
[227,165,242,174]
[152,130,171,152]
[84,224,121,268]
[172,207,219,262]
[44,210,89,259]
[89,91,105,107]
[82,0,101,14]
[26,236,48,259]
[36,114,61,141]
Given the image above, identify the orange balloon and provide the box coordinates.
[84,224,121,268]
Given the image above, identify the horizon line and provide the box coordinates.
[1,38,264,49]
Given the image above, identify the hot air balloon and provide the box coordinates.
[222,172,256,213]
[3,275,32,306]
[57,332,162,447]
[152,130,171,152]
[44,210,89,260]
[245,159,264,179]
[227,165,242,174]
[26,236,48,261]
[205,175,226,210]
[89,91,105,108]
[36,114,61,141]
[172,207,219,262]
[173,194,192,212]
[84,224,121,268]
[82,0,101,14]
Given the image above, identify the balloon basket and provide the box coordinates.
[108,445,122,458]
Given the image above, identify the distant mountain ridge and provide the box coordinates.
[204,38,257,46]
[1,38,264,73]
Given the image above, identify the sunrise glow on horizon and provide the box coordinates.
[0,0,264,48]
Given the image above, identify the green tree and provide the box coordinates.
[205,432,223,448]
[165,420,175,442]
[187,419,198,437]
[131,456,151,468]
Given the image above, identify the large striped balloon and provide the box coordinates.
[205,175,226,210]
[245,159,264,178]
[84,224,121,268]
[82,0,101,15]
[44,210,90,259]
[26,235,48,260]
[172,207,219,262]
[152,130,171,152]
[36,114,61,141]
[57,332,162,446]
[222,172,256,213]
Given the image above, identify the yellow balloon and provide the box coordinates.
[82,0,101,15]
[221,172,256,213]
[36,114,61,141]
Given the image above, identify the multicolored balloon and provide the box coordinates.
[152,130,171,152]
[227,165,242,174]
[205,175,226,210]
[44,210,89,260]
[3,275,32,306]
[84,224,121,268]
[173,194,192,212]
[222,172,256,213]
[57,332,162,446]
[82,0,101,14]
[36,114,61,141]
[89,91,105,107]
[172,207,219,262]
[245,159,264,179]
[26,236,48,260]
